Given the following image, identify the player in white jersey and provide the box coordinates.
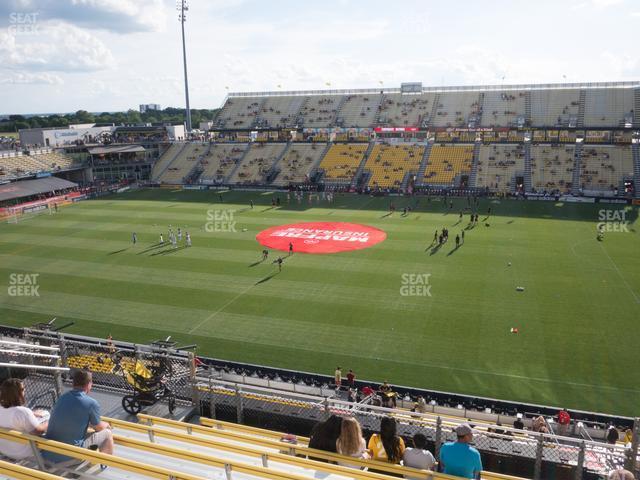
[186,232,192,247]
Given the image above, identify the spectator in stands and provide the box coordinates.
[532,416,549,433]
[334,367,342,390]
[513,416,524,431]
[0,378,49,460]
[403,433,435,476]
[309,414,342,453]
[336,417,368,467]
[412,396,428,414]
[43,370,114,463]
[606,425,620,444]
[623,429,633,445]
[368,416,405,463]
[379,381,396,408]
[346,369,355,388]
[609,470,635,480]
[439,423,482,479]
[557,408,571,436]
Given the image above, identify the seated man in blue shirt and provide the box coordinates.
[43,369,114,463]
[439,423,482,479]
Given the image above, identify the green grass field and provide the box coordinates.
[1,189,639,416]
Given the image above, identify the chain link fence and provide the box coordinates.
[197,374,638,479]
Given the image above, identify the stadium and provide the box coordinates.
[0,2,639,480]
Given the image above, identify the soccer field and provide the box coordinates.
[1,189,639,416]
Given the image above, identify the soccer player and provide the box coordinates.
[250,200,254,209]
[276,257,283,271]
[455,234,460,247]
[186,232,191,247]
[177,228,182,241]
[434,230,438,242]
[462,230,465,243]
[262,249,269,261]
[132,232,137,244]
[288,242,293,256]
[171,234,177,248]
[159,233,164,244]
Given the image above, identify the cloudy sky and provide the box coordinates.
[0,0,638,114]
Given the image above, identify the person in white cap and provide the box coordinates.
[439,423,482,479]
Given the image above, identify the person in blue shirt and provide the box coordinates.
[439,423,482,479]
[43,370,114,463]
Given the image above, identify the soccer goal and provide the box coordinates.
[6,203,53,224]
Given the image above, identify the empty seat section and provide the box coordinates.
[579,145,633,193]
[298,95,341,127]
[424,145,474,185]
[584,88,635,127]
[318,143,368,183]
[151,143,184,180]
[378,93,434,127]
[431,92,481,127]
[216,97,262,129]
[256,96,305,128]
[199,144,247,183]
[530,89,580,127]
[477,144,525,192]
[531,145,575,193]
[271,143,326,186]
[336,94,381,127]
[365,144,424,189]
[157,143,203,184]
[481,91,527,127]
[229,143,286,185]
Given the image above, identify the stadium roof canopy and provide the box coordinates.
[0,176,77,202]
[88,145,145,155]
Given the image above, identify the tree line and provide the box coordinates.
[0,108,219,133]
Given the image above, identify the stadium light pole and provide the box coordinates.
[177,0,192,134]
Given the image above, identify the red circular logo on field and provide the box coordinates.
[256,222,387,254]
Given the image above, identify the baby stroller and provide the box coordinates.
[117,353,176,415]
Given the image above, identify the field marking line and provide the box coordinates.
[599,242,640,304]
[188,283,255,334]
[4,299,638,396]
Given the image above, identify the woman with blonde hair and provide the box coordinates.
[336,417,368,467]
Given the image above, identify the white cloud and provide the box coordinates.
[0,71,63,84]
[0,21,115,72]
[0,0,167,33]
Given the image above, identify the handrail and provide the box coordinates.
[110,432,314,480]
[0,349,60,359]
[0,339,59,351]
[134,415,533,480]
[227,81,640,98]
[0,428,206,480]
[133,414,426,478]
[198,380,631,451]
[0,459,64,480]
[105,416,429,480]
[0,363,69,372]
[198,415,310,444]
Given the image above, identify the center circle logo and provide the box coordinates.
[256,221,387,254]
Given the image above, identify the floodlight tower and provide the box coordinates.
[177,0,192,133]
